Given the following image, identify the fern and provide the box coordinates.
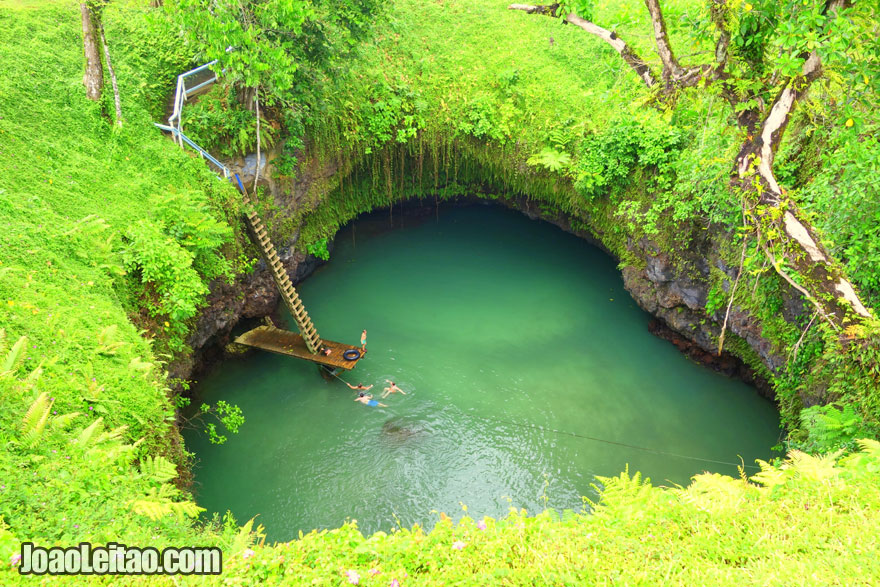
[2,335,27,376]
[131,485,204,521]
[140,455,178,484]
[679,473,749,513]
[231,517,267,554]
[21,392,53,447]
[93,425,128,448]
[96,325,126,355]
[76,417,104,447]
[527,147,572,172]
[50,412,81,430]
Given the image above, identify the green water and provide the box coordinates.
[184,204,779,541]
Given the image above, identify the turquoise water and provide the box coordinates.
[184,204,779,541]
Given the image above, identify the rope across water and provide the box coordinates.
[329,370,762,471]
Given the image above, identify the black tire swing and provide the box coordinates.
[343,349,361,361]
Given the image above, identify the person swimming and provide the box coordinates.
[355,392,386,408]
[381,380,406,399]
[345,382,373,392]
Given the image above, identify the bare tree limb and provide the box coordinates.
[718,204,749,356]
[508,4,657,88]
[253,86,261,192]
[512,0,871,326]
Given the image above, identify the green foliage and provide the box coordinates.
[797,403,876,454]
[731,1,779,73]
[2,0,880,583]
[198,400,245,445]
[574,113,683,201]
[557,1,596,21]
[456,93,517,144]
[168,0,382,101]
[121,191,233,350]
[799,124,880,307]
[305,237,331,261]
[357,80,427,152]
[182,87,277,158]
[527,147,572,172]
[139,442,880,586]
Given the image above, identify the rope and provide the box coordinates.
[472,413,762,471]
[328,373,761,471]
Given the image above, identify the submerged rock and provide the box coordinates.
[381,417,423,441]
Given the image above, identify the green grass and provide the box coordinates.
[0,0,244,555]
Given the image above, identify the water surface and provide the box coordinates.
[184,204,779,541]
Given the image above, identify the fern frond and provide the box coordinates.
[76,417,104,447]
[787,450,842,483]
[93,425,128,446]
[50,412,81,430]
[2,336,28,376]
[171,501,205,521]
[140,455,178,484]
[21,392,53,446]
[750,459,787,488]
[96,325,126,355]
[855,438,880,458]
[232,518,257,554]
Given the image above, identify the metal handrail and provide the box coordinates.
[154,124,229,178]
[166,60,218,130]
[154,60,228,178]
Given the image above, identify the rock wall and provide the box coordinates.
[176,149,800,403]
[513,199,798,399]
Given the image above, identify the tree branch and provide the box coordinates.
[708,0,730,73]
[643,0,683,84]
[508,4,657,88]
[732,0,870,325]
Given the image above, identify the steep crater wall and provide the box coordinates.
[177,139,801,405]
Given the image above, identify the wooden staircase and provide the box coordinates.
[240,193,322,354]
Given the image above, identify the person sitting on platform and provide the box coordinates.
[321,347,332,356]
[345,382,373,392]
[355,392,386,408]
[381,380,406,398]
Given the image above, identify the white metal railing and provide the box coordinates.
[154,60,229,178]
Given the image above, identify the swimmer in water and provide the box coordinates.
[355,392,386,408]
[345,382,373,392]
[381,380,406,399]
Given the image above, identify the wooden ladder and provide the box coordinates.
[240,194,323,354]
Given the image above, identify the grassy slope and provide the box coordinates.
[0,0,241,556]
[0,0,878,584]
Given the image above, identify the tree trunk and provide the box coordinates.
[253,87,261,192]
[80,3,103,102]
[99,22,122,126]
[643,0,683,85]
